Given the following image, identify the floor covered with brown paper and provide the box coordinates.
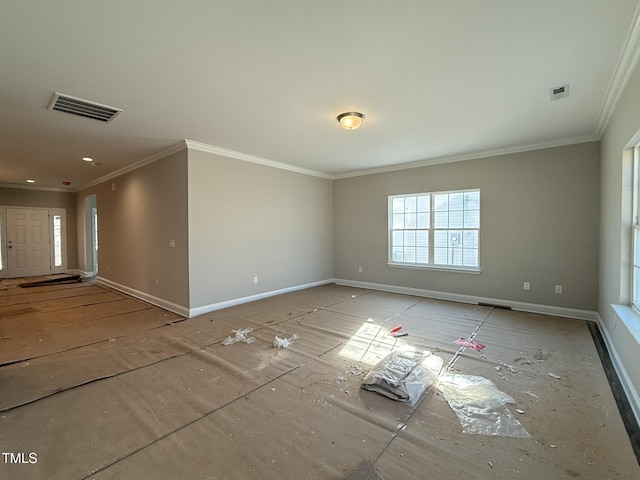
[0,280,638,479]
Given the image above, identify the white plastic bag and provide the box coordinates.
[437,374,531,438]
[361,346,443,405]
[273,334,299,348]
[222,328,256,346]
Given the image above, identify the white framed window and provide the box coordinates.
[53,214,62,267]
[49,208,67,274]
[389,189,480,271]
[632,147,640,310]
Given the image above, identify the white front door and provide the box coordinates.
[6,208,52,277]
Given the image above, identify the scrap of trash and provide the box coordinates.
[437,373,531,438]
[273,334,299,349]
[454,337,486,351]
[514,357,532,365]
[360,345,530,438]
[222,328,256,346]
[389,325,408,337]
[361,346,443,405]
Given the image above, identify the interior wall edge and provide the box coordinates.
[69,268,94,277]
[96,276,189,318]
[334,278,598,321]
[596,312,640,426]
[78,140,188,191]
[188,278,335,318]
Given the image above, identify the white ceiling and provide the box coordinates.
[1,1,640,190]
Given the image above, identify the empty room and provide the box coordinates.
[1,1,640,479]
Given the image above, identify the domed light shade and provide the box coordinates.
[337,112,365,130]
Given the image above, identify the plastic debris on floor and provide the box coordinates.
[389,325,408,337]
[361,346,443,405]
[436,374,531,438]
[273,334,299,348]
[222,328,256,346]
[453,337,486,351]
[361,345,530,438]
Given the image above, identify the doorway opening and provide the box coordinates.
[85,195,98,277]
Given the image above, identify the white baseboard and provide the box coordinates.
[95,277,335,319]
[68,268,94,278]
[96,277,190,317]
[188,278,335,317]
[599,308,640,426]
[334,278,598,321]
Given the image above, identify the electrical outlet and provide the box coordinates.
[253,276,258,284]
[358,266,363,273]
[523,282,530,291]
[555,284,563,294]
[169,240,175,248]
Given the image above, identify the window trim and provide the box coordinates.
[387,188,481,273]
[632,146,640,313]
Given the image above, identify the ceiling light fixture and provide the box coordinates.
[82,157,93,162]
[26,179,35,184]
[337,112,365,130]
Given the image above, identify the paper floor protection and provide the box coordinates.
[0,283,638,479]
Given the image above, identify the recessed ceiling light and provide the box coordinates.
[82,157,93,162]
[26,179,35,183]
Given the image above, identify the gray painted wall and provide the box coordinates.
[0,187,78,270]
[187,149,334,309]
[76,149,190,309]
[334,142,600,311]
[599,59,640,411]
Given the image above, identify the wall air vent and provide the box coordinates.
[549,84,570,101]
[47,92,122,122]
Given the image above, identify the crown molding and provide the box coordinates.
[595,2,640,138]
[332,134,599,180]
[0,182,73,193]
[185,140,333,180]
[15,131,603,194]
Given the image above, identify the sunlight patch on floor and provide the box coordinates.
[338,319,407,365]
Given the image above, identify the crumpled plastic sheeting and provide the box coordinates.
[222,328,256,346]
[361,346,443,405]
[437,374,531,438]
[273,334,299,348]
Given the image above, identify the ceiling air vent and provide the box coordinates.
[549,84,570,101]
[48,92,122,122]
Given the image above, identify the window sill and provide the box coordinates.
[387,262,481,274]
[611,304,640,346]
